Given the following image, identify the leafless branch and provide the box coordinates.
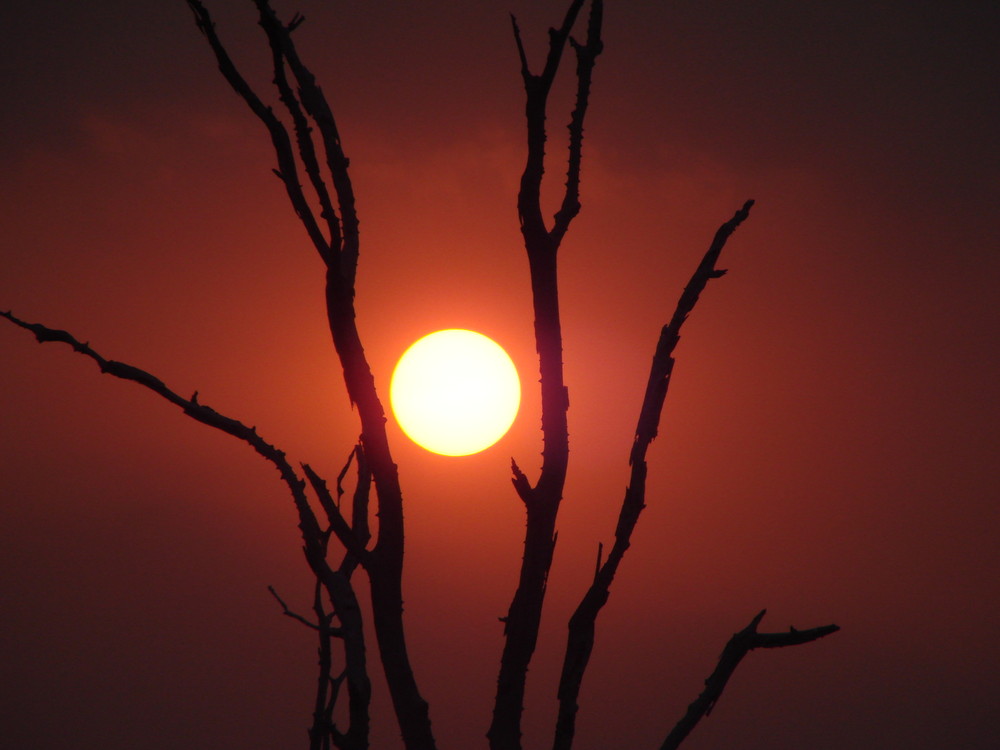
[310,580,337,750]
[633,200,754,459]
[0,307,378,747]
[551,0,603,243]
[252,0,359,285]
[269,585,330,633]
[4,4,842,749]
[552,200,755,750]
[509,0,588,240]
[186,3,434,746]
[314,567,372,750]
[184,0,332,265]
[340,444,372,577]
[308,446,374,749]
[335,446,358,508]
[302,463,371,567]
[491,4,603,750]
[510,458,533,505]
[255,3,341,252]
[659,610,840,750]
[509,15,530,79]
[0,309,328,553]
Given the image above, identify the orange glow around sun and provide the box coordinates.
[389,329,521,456]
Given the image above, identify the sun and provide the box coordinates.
[390,329,521,456]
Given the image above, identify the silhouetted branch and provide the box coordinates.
[509,15,530,79]
[318,567,371,750]
[509,0,587,240]
[0,307,376,747]
[186,2,435,746]
[552,0,603,243]
[184,0,332,265]
[633,199,754,459]
[269,584,334,633]
[335,446,358,507]
[252,0,359,285]
[659,610,840,750]
[510,458,532,505]
[3,5,843,749]
[303,444,374,750]
[552,200,754,750]
[0,310,328,550]
[302,463,371,567]
[340,444,372,577]
[256,3,341,252]
[311,580,337,750]
[491,4,603,750]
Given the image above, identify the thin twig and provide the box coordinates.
[196,4,433,746]
[309,580,336,750]
[269,585,331,633]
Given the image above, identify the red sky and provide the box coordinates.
[1,1,997,748]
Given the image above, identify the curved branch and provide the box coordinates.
[186,4,435,747]
[2,308,376,749]
[552,200,755,750]
[185,0,332,265]
[0,309,325,547]
[252,0,360,286]
[255,4,342,254]
[341,444,372,576]
[659,610,839,750]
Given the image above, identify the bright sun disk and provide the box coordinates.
[390,329,520,456]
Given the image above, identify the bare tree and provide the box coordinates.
[2,2,837,749]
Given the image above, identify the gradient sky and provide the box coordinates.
[1,1,997,749]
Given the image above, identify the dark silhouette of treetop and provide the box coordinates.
[2,2,838,749]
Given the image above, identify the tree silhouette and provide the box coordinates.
[2,2,837,749]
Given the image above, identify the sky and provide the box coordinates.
[1,1,997,748]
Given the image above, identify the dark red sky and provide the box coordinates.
[2,1,997,748]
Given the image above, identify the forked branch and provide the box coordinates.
[185,0,333,265]
[184,3,435,747]
[306,444,375,750]
[491,3,603,750]
[303,462,372,566]
[256,3,341,252]
[659,610,840,750]
[5,4,841,749]
[252,0,361,285]
[0,308,373,749]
